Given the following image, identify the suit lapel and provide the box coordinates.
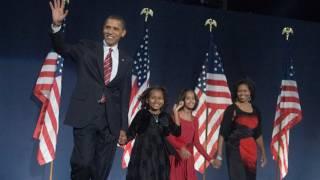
[118,49,125,75]
[117,49,127,79]
[107,49,126,87]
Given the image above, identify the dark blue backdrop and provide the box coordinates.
[1,0,319,179]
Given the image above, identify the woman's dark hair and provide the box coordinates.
[232,79,256,102]
[139,86,168,110]
[177,89,199,111]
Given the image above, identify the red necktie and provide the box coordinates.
[104,48,113,85]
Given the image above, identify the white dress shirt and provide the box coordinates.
[103,41,119,82]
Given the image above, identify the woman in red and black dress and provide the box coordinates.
[213,79,267,180]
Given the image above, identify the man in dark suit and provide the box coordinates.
[49,0,131,179]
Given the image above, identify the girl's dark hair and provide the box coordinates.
[177,89,199,111]
[139,86,168,110]
[232,78,256,102]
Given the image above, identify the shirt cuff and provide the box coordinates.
[51,24,62,33]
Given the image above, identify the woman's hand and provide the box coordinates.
[260,153,267,168]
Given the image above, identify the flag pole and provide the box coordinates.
[121,7,153,168]
[275,26,294,180]
[49,161,54,180]
[202,102,208,180]
[202,18,218,180]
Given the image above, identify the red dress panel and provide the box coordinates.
[167,116,212,180]
[219,104,262,180]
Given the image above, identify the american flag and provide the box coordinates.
[271,59,302,179]
[33,52,64,165]
[193,33,232,173]
[122,25,151,168]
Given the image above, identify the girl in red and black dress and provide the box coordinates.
[213,79,267,180]
[167,89,214,180]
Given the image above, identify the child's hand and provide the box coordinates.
[178,147,191,159]
[172,101,184,126]
[210,159,215,167]
[118,130,127,145]
[173,101,184,113]
[212,159,222,169]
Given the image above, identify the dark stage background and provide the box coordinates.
[1,0,319,179]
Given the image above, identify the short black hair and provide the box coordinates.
[104,15,126,30]
[139,86,168,111]
[232,78,256,102]
[176,89,199,111]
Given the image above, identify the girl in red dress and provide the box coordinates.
[167,89,214,180]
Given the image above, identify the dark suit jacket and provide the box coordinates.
[50,31,132,137]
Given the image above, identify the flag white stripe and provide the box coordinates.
[207,96,232,104]
[280,91,299,98]
[44,113,57,151]
[50,97,60,127]
[281,80,297,86]
[37,77,54,85]
[47,52,58,59]
[41,65,57,72]
[196,108,207,127]
[206,85,230,92]
[39,133,53,162]
[279,102,301,109]
[207,73,227,81]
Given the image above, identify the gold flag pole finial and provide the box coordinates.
[282,27,294,41]
[140,8,154,22]
[205,18,217,32]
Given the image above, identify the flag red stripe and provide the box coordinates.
[41,124,55,161]
[129,79,138,104]
[207,103,229,110]
[43,59,57,65]
[279,96,300,103]
[274,112,302,127]
[52,80,61,104]
[207,79,228,86]
[37,148,45,165]
[39,72,55,77]
[194,103,207,119]
[279,136,288,171]
[47,100,58,135]
[33,105,47,139]
[281,86,298,91]
[206,91,231,98]
[272,115,302,140]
